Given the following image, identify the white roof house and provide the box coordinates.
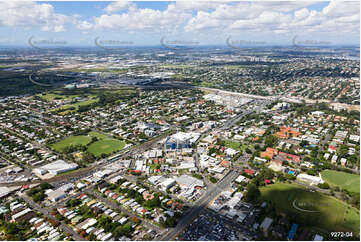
[314,234,324,241]
[12,208,32,221]
[160,178,176,190]
[225,148,239,156]
[331,155,338,163]
[235,175,248,183]
[323,153,330,160]
[260,217,273,231]
[81,218,97,230]
[47,189,67,202]
[340,158,347,166]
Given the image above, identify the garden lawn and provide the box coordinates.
[51,135,91,152]
[260,182,359,235]
[321,170,360,194]
[224,140,246,151]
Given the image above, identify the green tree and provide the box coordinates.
[33,192,46,202]
[318,183,330,189]
[265,135,279,147]
[40,182,53,190]
[244,183,260,203]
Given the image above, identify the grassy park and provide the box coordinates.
[51,135,92,152]
[68,68,128,73]
[260,182,359,235]
[321,170,360,194]
[161,64,193,69]
[87,139,126,157]
[88,131,109,140]
[50,98,98,112]
[38,93,80,102]
[51,131,126,157]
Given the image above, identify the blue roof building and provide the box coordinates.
[287,223,298,240]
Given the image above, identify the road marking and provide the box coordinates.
[292,199,319,213]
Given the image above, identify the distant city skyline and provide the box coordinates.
[0,1,359,47]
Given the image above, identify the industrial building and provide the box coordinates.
[33,160,78,176]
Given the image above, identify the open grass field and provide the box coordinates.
[68,68,128,73]
[50,98,99,113]
[51,131,126,157]
[38,93,80,102]
[172,74,185,79]
[223,65,247,69]
[88,131,109,140]
[321,170,360,194]
[161,64,193,69]
[200,81,215,88]
[51,135,92,152]
[224,140,247,151]
[260,182,360,236]
[87,139,126,157]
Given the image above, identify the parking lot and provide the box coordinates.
[0,164,36,183]
[178,211,243,241]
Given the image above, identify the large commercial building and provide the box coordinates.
[174,175,204,189]
[0,187,10,199]
[164,132,200,150]
[47,189,67,202]
[33,160,78,176]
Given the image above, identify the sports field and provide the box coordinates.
[260,182,359,235]
[51,135,92,152]
[87,139,126,157]
[38,93,80,102]
[51,131,126,157]
[50,98,99,111]
[321,170,360,194]
[88,131,109,140]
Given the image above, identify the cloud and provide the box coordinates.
[171,1,222,11]
[294,8,310,20]
[74,19,94,30]
[0,1,68,32]
[92,6,191,33]
[322,1,360,18]
[184,1,359,37]
[68,0,360,40]
[103,1,135,14]
[6,0,353,44]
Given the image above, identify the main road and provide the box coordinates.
[159,99,273,240]
[159,170,239,241]
[159,101,273,240]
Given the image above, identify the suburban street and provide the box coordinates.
[20,194,85,241]
[84,187,162,233]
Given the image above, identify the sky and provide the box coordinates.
[0,1,359,47]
